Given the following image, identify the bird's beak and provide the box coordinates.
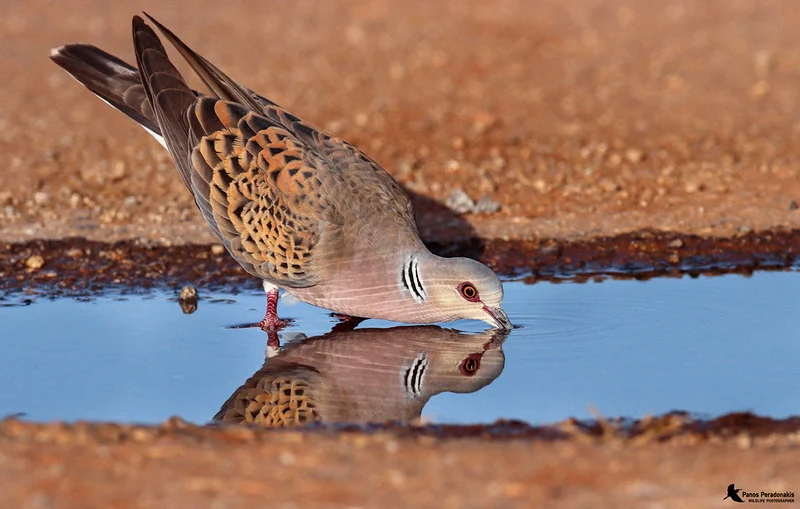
[482,305,512,330]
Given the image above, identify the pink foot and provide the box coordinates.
[255,287,287,330]
[253,315,290,331]
[232,286,290,331]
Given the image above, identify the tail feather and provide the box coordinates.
[131,15,197,189]
[142,12,270,112]
[49,44,160,134]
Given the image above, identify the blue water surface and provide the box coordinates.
[0,271,798,424]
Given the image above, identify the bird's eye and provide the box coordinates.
[458,282,480,302]
[459,353,482,376]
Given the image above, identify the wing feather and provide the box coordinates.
[54,15,420,289]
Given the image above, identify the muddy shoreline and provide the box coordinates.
[2,229,799,300]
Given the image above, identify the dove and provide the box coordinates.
[214,325,507,426]
[50,15,512,330]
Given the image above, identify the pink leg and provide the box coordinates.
[231,283,291,331]
[252,286,288,330]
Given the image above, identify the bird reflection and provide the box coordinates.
[214,326,508,427]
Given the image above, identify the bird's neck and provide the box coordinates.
[290,248,453,324]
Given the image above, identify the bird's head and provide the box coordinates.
[411,254,511,329]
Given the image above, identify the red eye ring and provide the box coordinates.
[459,353,482,376]
[457,282,480,302]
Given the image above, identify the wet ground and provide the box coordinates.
[3,0,800,507]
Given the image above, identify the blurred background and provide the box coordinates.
[1,0,800,243]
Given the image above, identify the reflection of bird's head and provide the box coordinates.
[214,325,509,426]
[403,328,506,397]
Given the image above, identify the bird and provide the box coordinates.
[723,484,745,503]
[214,325,508,426]
[50,14,511,330]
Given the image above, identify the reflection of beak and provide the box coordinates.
[483,328,510,350]
[482,306,512,330]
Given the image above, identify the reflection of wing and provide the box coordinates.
[214,361,323,426]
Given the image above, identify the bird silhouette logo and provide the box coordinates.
[724,484,745,503]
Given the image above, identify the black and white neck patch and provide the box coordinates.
[403,353,429,397]
[400,256,427,304]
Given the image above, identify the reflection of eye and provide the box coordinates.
[458,282,480,302]
[459,353,482,376]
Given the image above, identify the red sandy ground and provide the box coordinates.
[2,0,800,245]
[0,417,798,509]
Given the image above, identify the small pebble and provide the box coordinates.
[178,285,199,315]
[210,244,225,255]
[445,189,501,215]
[598,178,619,193]
[625,148,644,163]
[25,255,44,270]
[473,196,501,214]
[684,181,701,194]
[472,111,497,134]
[33,192,49,205]
[3,205,19,218]
[446,189,475,214]
[667,239,684,249]
[179,285,198,301]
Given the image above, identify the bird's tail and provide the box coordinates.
[49,43,161,136]
[50,16,202,191]
[129,15,199,190]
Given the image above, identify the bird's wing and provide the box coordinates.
[129,16,417,287]
[143,13,418,242]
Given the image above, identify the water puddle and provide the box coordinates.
[1,271,798,425]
